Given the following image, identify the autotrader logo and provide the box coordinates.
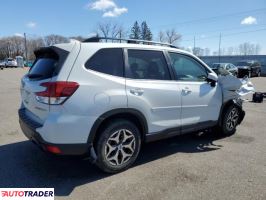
[0,188,54,200]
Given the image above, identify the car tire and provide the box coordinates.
[95,119,141,173]
[218,105,240,136]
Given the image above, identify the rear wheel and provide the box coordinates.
[218,105,240,136]
[95,119,141,173]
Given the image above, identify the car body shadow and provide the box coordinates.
[0,131,224,196]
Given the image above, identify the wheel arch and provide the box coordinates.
[87,108,148,147]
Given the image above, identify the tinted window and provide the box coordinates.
[169,53,207,81]
[127,50,170,80]
[28,58,58,79]
[85,48,124,77]
[28,47,68,80]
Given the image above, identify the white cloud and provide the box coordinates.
[87,0,115,11]
[241,16,257,25]
[103,7,127,17]
[14,33,23,37]
[26,22,37,28]
[86,0,127,17]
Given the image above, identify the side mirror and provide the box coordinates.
[207,72,218,87]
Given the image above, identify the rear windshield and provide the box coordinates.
[28,47,68,80]
[28,58,58,79]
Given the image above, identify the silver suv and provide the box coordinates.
[19,37,245,173]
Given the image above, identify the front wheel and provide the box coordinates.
[95,119,141,173]
[218,105,240,136]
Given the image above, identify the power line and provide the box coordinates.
[154,8,266,29]
[182,23,266,37]
[182,28,266,42]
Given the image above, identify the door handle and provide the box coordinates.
[130,88,144,96]
[182,88,192,95]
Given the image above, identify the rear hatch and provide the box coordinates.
[20,47,69,124]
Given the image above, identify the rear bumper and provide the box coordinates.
[18,108,89,155]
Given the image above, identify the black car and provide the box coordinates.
[211,63,238,76]
[236,60,261,78]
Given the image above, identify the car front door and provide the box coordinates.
[125,49,182,134]
[168,52,222,131]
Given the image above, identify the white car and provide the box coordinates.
[5,58,17,68]
[19,38,245,173]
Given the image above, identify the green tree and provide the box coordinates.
[129,21,141,39]
[141,21,152,41]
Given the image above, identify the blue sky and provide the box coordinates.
[1,0,266,54]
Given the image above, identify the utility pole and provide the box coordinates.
[193,36,195,55]
[218,33,221,63]
[24,33,28,65]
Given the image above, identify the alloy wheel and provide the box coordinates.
[104,129,136,166]
[226,108,239,131]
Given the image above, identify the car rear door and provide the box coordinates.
[125,49,182,134]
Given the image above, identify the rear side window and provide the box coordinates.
[127,50,170,80]
[85,48,124,77]
[28,47,68,80]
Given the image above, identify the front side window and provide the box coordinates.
[85,48,124,77]
[169,53,208,82]
[127,50,170,80]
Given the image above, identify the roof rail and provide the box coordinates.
[83,37,178,48]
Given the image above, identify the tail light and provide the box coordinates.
[35,81,79,105]
[45,145,62,154]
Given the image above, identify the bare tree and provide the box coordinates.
[158,31,165,42]
[27,37,45,60]
[0,36,25,59]
[44,34,68,46]
[69,36,86,42]
[96,22,126,41]
[0,38,10,59]
[96,22,126,43]
[165,29,182,44]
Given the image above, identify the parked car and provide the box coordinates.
[24,61,33,68]
[18,37,245,173]
[211,63,238,76]
[5,58,18,68]
[236,60,261,78]
[0,61,4,70]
